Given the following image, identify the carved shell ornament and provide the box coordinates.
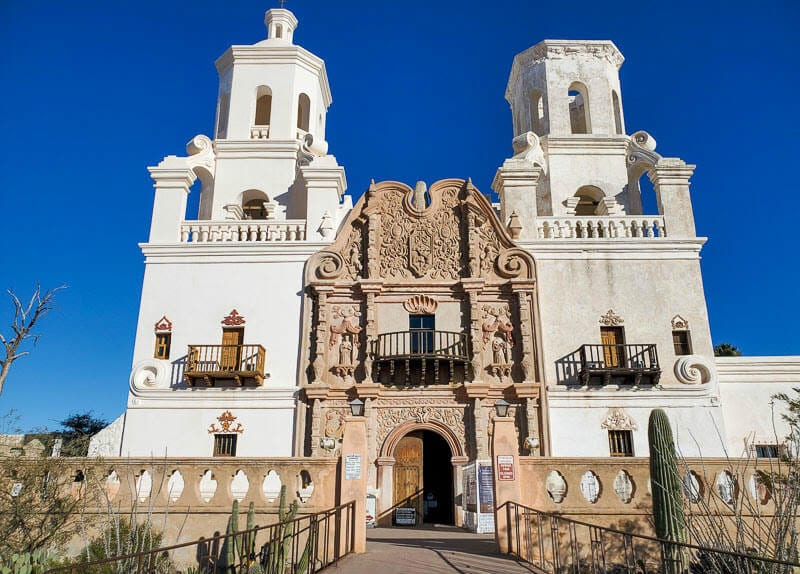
[403,294,438,315]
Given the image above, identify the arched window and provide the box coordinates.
[275,24,283,39]
[297,93,310,132]
[241,190,271,220]
[573,186,605,216]
[612,91,622,135]
[530,91,545,135]
[254,86,272,126]
[568,82,590,134]
[216,93,230,139]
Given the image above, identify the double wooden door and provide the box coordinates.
[393,433,423,523]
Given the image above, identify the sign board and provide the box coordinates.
[10,482,22,497]
[395,507,416,526]
[365,494,377,528]
[462,460,495,534]
[344,454,362,480]
[478,465,494,513]
[497,455,515,481]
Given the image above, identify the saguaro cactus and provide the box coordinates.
[648,409,687,543]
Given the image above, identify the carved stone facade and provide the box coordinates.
[299,178,545,486]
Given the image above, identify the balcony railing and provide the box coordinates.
[180,220,307,243]
[185,344,266,387]
[577,343,660,386]
[536,216,666,239]
[374,330,470,386]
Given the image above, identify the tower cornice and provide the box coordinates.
[215,45,332,108]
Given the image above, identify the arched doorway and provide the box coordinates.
[393,430,454,525]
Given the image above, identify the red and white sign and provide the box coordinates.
[497,455,515,481]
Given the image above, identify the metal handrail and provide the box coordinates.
[45,500,356,573]
[375,330,469,361]
[501,501,800,572]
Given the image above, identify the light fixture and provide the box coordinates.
[349,398,365,417]
[494,399,510,418]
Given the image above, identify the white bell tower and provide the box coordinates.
[201,7,345,231]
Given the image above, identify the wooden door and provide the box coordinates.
[393,433,423,524]
[220,328,244,370]
[600,327,625,367]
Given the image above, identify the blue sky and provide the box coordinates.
[1,0,798,432]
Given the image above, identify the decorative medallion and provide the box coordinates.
[546,470,567,503]
[580,471,601,503]
[715,471,736,505]
[207,410,244,434]
[600,408,637,431]
[599,309,624,326]
[403,294,438,315]
[613,470,634,504]
[154,315,172,333]
[221,309,246,327]
[683,472,701,503]
[671,314,689,330]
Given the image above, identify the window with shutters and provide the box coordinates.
[672,330,692,355]
[608,430,634,457]
[154,333,171,360]
[213,434,238,457]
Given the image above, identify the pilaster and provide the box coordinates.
[649,158,697,238]
[300,158,347,241]
[147,158,196,243]
[492,160,545,240]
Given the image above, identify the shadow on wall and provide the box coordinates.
[170,355,188,389]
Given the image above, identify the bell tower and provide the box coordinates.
[202,7,345,232]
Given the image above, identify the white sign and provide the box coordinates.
[345,454,362,480]
[11,483,22,497]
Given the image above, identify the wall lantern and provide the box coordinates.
[349,398,365,417]
[494,399,510,418]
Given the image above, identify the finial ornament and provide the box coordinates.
[278,0,287,8]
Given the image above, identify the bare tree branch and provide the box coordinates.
[0,283,67,397]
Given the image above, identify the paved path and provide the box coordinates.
[327,525,534,573]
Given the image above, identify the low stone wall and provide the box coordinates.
[517,456,781,535]
[65,457,340,566]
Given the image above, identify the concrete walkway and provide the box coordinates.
[328,525,534,573]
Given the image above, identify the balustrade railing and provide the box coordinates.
[376,330,469,361]
[250,124,270,139]
[186,344,266,386]
[180,220,307,243]
[502,501,800,573]
[45,501,356,574]
[577,343,660,385]
[374,330,470,386]
[537,216,666,239]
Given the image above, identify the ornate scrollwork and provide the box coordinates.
[312,252,345,280]
[497,249,528,279]
[627,130,662,170]
[599,309,624,326]
[674,355,716,385]
[601,408,637,431]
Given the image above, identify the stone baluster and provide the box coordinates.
[525,397,541,456]
[466,288,483,382]
[310,399,321,456]
[366,213,380,279]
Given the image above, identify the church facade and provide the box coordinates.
[92,7,800,528]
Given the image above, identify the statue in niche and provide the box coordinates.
[483,304,514,380]
[330,305,361,380]
[339,336,353,366]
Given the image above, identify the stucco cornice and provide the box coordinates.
[518,238,707,260]
[216,45,332,108]
[716,356,800,383]
[140,242,329,263]
[542,136,629,154]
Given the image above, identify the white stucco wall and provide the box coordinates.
[717,356,800,456]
